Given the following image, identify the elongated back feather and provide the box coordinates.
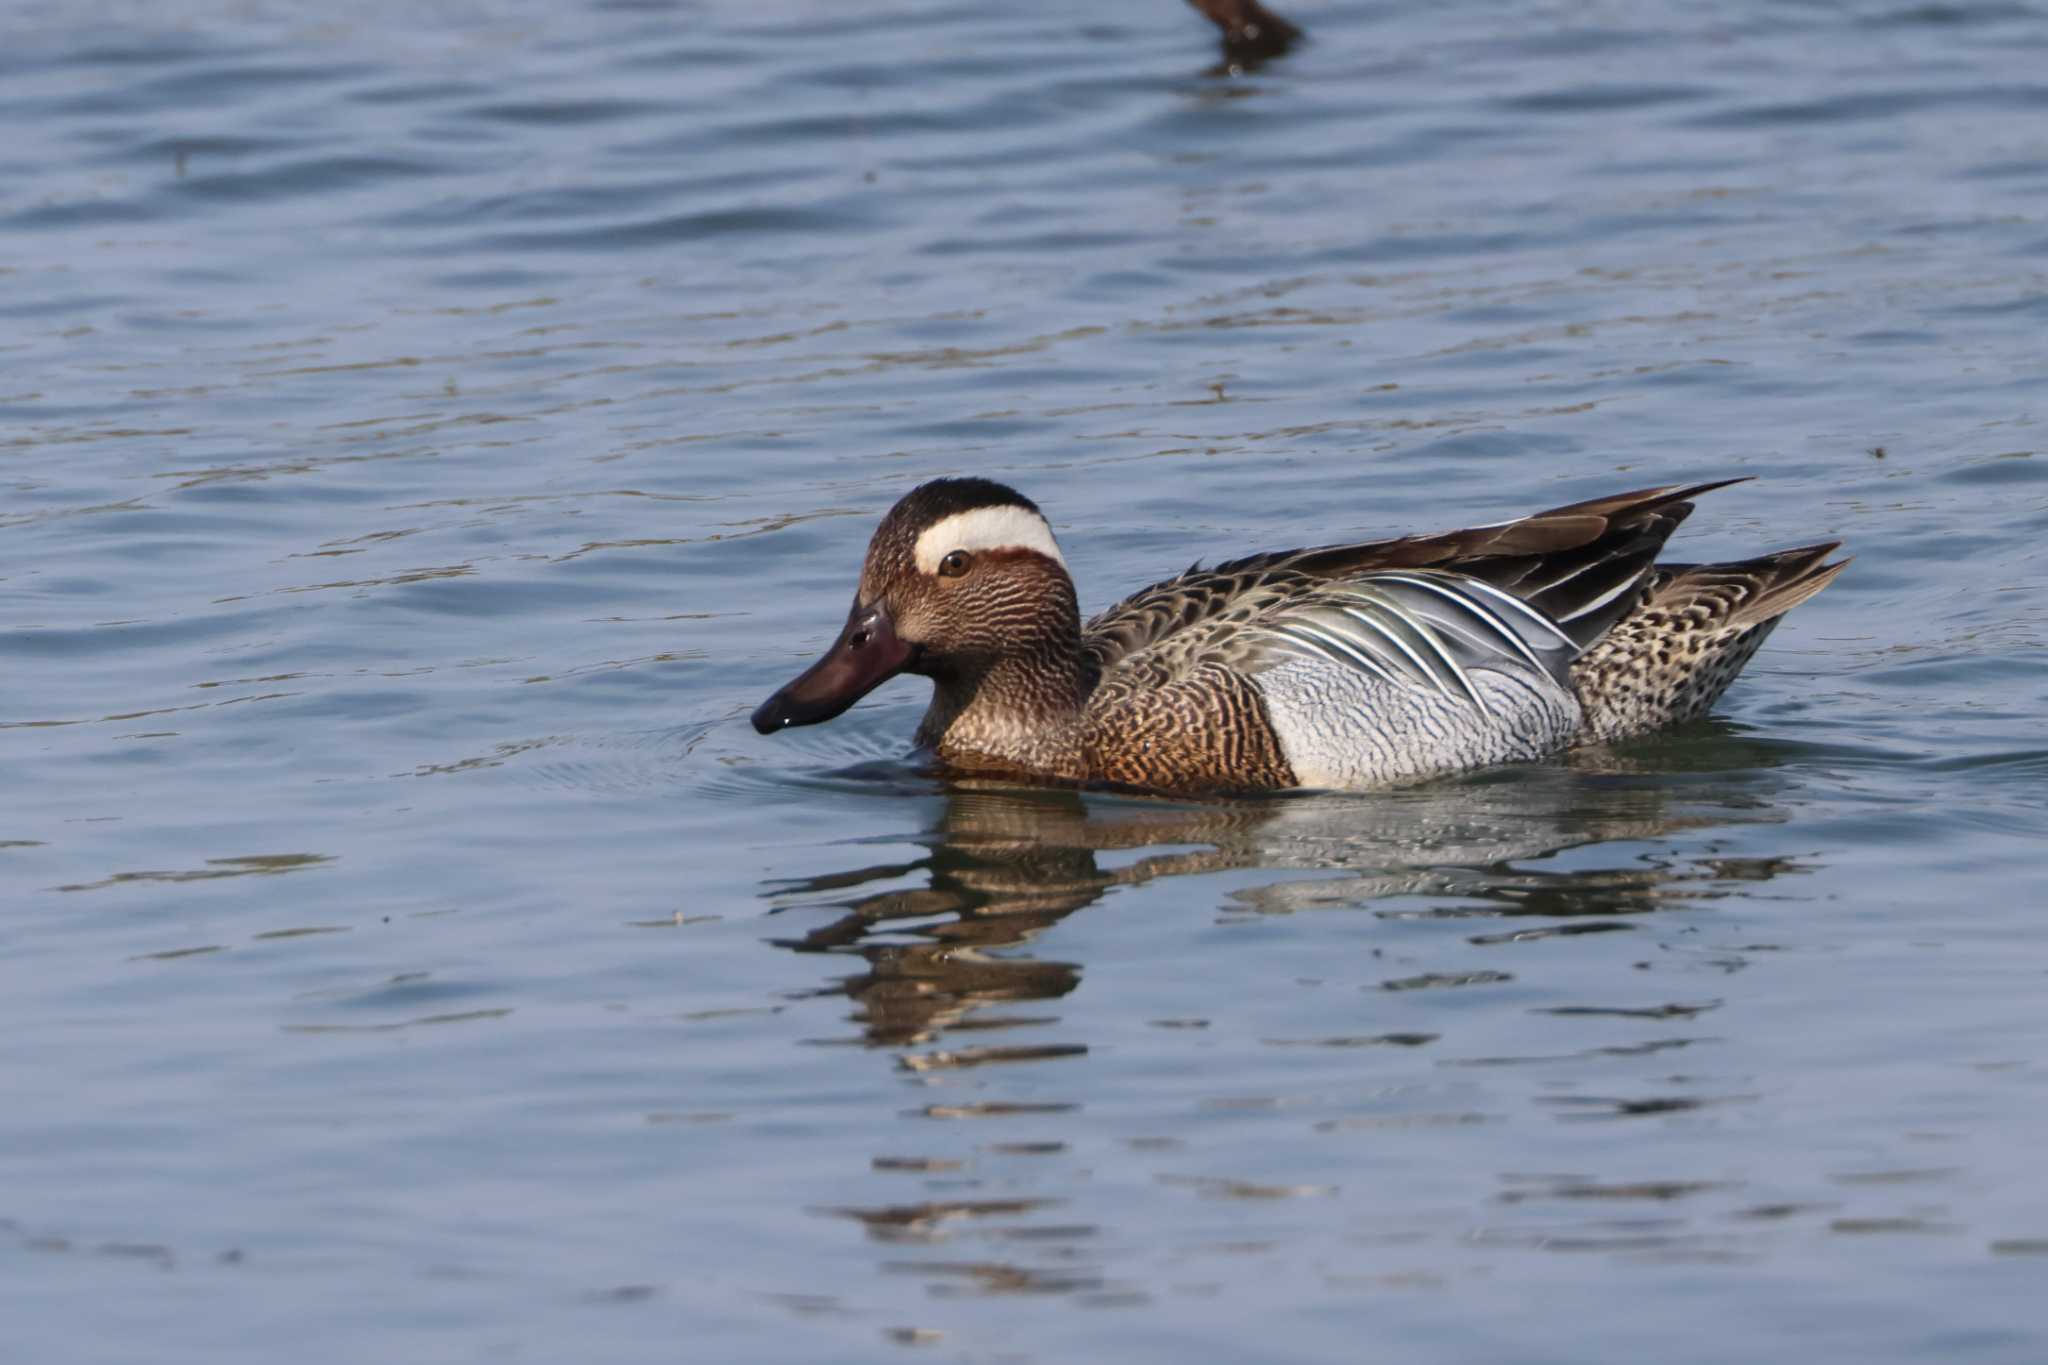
[1256,572,1582,715]
[1083,479,1745,679]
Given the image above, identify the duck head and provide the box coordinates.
[750,478,1083,738]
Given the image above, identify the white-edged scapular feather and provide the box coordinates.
[1372,574,1578,667]
[1548,567,1641,625]
[913,505,1067,575]
[1258,571,1580,715]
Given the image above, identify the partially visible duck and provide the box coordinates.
[751,477,1846,794]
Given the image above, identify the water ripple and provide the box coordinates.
[3,2,2046,1361]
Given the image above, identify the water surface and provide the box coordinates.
[6,1,2048,1360]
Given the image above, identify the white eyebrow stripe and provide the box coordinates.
[912,506,1066,574]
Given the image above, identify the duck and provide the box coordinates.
[750,477,1846,794]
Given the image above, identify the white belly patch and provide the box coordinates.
[1256,659,1583,790]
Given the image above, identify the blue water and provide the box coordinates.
[6,1,2048,1360]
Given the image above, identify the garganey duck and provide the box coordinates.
[751,478,1845,794]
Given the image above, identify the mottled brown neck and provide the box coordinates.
[914,584,1093,781]
[918,653,1091,780]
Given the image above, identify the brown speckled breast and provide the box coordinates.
[1082,663,1295,794]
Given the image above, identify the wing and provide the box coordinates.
[1252,572,1580,716]
[1082,479,1739,679]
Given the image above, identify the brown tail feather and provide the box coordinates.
[1652,542,1850,628]
[1570,543,1848,744]
[1736,543,1850,624]
[1534,476,1751,524]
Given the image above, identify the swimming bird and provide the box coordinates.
[750,477,1845,794]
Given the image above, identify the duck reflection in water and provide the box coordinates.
[765,731,1809,1049]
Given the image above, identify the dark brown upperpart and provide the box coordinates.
[1186,0,1302,69]
[1082,479,1741,680]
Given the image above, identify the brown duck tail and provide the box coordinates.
[1570,542,1849,745]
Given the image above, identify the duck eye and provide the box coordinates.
[938,549,972,578]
